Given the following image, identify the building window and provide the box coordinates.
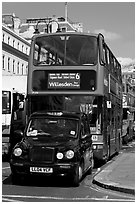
[26,65,28,74]
[8,57,10,72]
[17,62,20,74]
[17,42,19,50]
[26,47,28,55]
[2,55,5,70]
[13,39,15,47]
[22,45,24,52]
[8,36,10,44]
[13,59,15,73]
[3,33,5,42]
[22,64,24,75]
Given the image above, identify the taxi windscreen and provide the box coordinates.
[26,117,78,138]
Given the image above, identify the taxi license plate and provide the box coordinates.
[30,167,53,173]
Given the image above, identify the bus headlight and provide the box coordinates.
[65,150,74,159]
[13,148,22,157]
[56,152,64,160]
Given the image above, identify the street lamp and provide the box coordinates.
[33,20,40,34]
[33,19,61,34]
[46,19,61,33]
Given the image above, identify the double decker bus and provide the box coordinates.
[27,32,123,162]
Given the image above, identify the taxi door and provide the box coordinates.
[80,121,93,172]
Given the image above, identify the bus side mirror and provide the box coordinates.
[81,134,92,145]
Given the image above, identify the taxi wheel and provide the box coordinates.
[72,163,83,187]
[11,173,20,185]
[11,173,26,185]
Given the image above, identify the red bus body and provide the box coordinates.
[27,32,123,161]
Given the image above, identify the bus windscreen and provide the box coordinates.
[33,34,98,66]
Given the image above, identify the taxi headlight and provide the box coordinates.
[13,148,22,157]
[56,152,64,160]
[65,150,74,159]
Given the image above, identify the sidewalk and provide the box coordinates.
[93,151,135,195]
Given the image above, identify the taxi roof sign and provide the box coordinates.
[47,112,63,116]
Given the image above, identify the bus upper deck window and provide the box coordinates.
[33,34,98,66]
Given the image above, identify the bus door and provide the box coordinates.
[103,97,111,159]
[110,101,117,155]
[116,105,122,151]
[114,103,121,153]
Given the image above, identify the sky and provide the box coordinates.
[2,1,135,67]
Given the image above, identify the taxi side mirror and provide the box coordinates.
[14,130,24,140]
[81,134,88,140]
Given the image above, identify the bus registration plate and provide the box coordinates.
[30,167,53,173]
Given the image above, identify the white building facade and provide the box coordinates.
[2,23,30,76]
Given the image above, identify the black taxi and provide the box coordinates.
[10,111,94,186]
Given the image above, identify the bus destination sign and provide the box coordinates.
[48,73,80,89]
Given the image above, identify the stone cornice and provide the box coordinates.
[2,24,31,46]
